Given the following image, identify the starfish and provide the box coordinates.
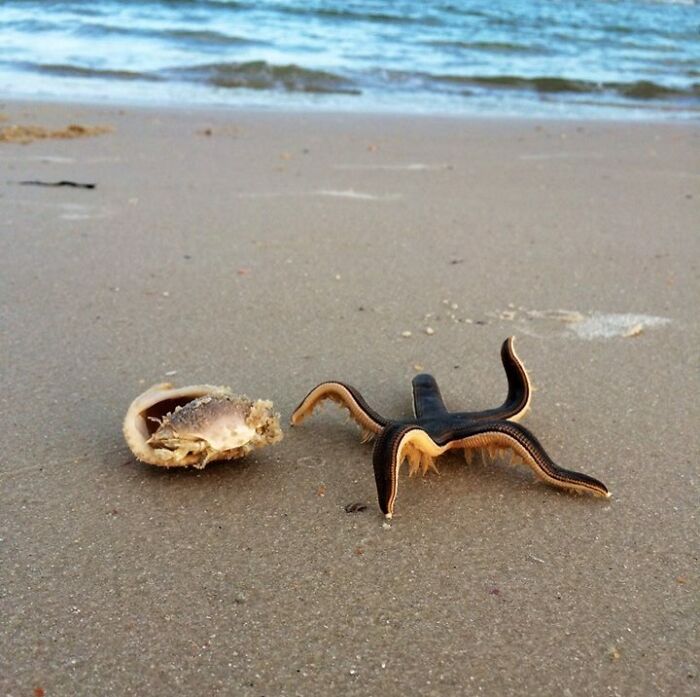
[291,337,610,519]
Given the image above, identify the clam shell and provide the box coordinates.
[123,383,283,468]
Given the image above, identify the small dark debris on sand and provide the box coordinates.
[19,180,96,189]
[344,502,367,513]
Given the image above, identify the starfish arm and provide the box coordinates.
[454,336,532,424]
[373,424,436,519]
[373,419,609,519]
[290,381,387,438]
[412,373,449,419]
[444,420,610,498]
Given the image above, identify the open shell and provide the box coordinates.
[123,383,283,468]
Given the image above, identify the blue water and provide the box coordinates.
[0,0,698,119]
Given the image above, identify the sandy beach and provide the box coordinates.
[1,100,698,696]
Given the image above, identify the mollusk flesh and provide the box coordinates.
[123,383,283,468]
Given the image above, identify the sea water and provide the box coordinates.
[0,0,698,119]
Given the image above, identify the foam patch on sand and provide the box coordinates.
[519,152,604,161]
[237,190,400,201]
[59,203,111,220]
[314,189,401,200]
[496,307,671,339]
[0,155,76,163]
[334,163,450,171]
[569,313,671,339]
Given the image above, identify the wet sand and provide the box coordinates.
[1,101,698,696]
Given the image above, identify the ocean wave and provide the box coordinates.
[1,0,698,118]
[169,61,361,95]
[74,22,261,47]
[272,4,441,26]
[137,0,251,9]
[473,75,699,100]
[7,57,697,104]
[426,40,546,54]
[615,80,697,99]
[3,19,62,32]
[165,28,259,44]
[14,62,162,82]
[384,71,699,101]
[467,75,592,93]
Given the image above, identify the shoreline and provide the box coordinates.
[2,89,698,126]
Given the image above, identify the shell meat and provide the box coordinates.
[123,383,283,468]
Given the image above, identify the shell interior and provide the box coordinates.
[148,395,256,463]
[123,383,283,468]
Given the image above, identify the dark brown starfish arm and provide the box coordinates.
[290,381,387,438]
[372,424,432,519]
[373,420,609,519]
[453,336,532,424]
[412,373,449,419]
[443,420,610,499]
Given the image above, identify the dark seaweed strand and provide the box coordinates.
[439,420,609,496]
[454,337,530,423]
[411,373,449,419]
[293,380,389,430]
